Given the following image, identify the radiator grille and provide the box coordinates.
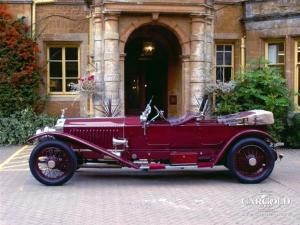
[67,127,121,148]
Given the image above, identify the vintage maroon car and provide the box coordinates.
[28,98,282,185]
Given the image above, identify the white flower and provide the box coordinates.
[205,81,236,94]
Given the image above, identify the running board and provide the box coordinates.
[80,162,122,169]
[141,162,214,170]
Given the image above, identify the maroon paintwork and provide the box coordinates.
[28,115,275,169]
[28,103,284,185]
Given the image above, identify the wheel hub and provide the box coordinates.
[47,160,56,169]
[248,157,257,166]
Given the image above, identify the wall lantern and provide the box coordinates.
[142,41,155,56]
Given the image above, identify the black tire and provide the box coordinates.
[29,140,77,186]
[227,138,275,184]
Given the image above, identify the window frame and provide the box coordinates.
[265,40,285,67]
[295,39,300,109]
[47,45,80,95]
[215,43,235,83]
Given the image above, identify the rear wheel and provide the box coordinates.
[29,140,77,186]
[227,138,275,184]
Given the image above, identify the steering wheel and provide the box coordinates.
[154,105,166,120]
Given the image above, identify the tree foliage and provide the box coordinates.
[214,62,291,140]
[0,6,40,117]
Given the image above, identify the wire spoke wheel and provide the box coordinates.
[227,138,275,184]
[35,147,71,180]
[234,145,268,177]
[29,140,77,186]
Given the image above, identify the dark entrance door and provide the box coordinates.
[125,27,169,115]
[125,40,168,115]
[125,25,182,116]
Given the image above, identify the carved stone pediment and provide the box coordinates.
[94,0,213,15]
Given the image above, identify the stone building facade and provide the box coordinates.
[243,0,300,107]
[2,0,300,117]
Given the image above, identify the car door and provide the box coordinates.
[146,122,170,148]
[169,121,201,149]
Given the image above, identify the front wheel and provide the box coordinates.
[227,138,275,184]
[29,140,77,186]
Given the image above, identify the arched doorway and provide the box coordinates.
[124,24,182,116]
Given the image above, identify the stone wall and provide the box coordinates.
[45,100,80,117]
[214,3,244,76]
[4,3,32,25]
[96,0,213,5]
[36,3,89,117]
[36,4,89,35]
[244,0,300,105]
[4,0,299,116]
[245,0,300,18]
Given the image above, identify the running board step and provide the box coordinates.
[141,163,214,170]
[81,162,122,169]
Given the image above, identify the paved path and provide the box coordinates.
[0,146,299,225]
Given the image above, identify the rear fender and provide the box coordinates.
[27,132,139,169]
[213,129,276,166]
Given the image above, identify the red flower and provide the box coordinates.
[24,65,33,74]
[33,45,40,53]
[88,75,94,81]
[11,72,22,84]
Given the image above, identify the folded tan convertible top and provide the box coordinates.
[218,110,274,126]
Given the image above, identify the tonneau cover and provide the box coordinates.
[217,110,274,126]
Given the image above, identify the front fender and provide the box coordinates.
[213,129,277,166]
[27,132,139,169]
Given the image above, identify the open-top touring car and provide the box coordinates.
[28,98,282,185]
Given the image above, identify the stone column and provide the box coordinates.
[93,8,104,117]
[205,15,214,115]
[119,53,126,116]
[205,16,214,83]
[103,13,121,114]
[189,14,207,112]
[285,36,293,96]
[181,55,190,113]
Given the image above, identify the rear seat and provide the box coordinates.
[168,112,195,125]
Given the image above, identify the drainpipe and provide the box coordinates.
[241,36,246,73]
[31,0,54,38]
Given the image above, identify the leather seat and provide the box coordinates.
[168,112,195,125]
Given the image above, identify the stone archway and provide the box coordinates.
[119,19,190,56]
[92,11,213,117]
[123,24,183,117]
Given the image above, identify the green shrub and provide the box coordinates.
[0,108,57,145]
[284,113,300,148]
[213,61,291,140]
